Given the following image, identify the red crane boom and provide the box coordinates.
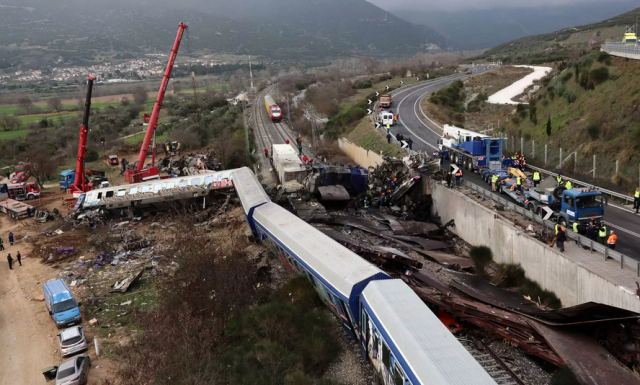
[125,22,188,183]
[69,74,96,194]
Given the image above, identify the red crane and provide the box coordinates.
[125,22,188,183]
[68,74,96,195]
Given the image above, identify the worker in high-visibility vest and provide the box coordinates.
[572,222,580,244]
[634,187,640,214]
[532,171,541,187]
[555,223,560,235]
[556,175,563,186]
[607,230,618,250]
[598,224,607,245]
[491,174,499,192]
[564,180,573,190]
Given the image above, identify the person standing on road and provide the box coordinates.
[6,253,13,270]
[16,251,22,266]
[634,187,640,214]
[607,230,618,250]
[598,223,608,245]
[263,147,269,159]
[0,236,4,251]
[8,232,14,246]
[386,132,392,144]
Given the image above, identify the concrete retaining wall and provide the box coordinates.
[431,180,640,313]
[338,138,384,169]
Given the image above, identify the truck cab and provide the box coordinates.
[559,188,604,223]
[59,169,75,190]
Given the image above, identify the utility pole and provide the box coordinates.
[248,56,255,92]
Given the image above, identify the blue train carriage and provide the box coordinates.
[360,280,497,385]
[231,167,271,233]
[252,202,389,333]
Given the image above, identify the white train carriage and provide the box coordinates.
[78,170,235,211]
[231,167,271,215]
[252,202,389,332]
[360,280,497,385]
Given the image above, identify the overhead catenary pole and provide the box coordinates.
[593,155,596,180]
[544,144,548,166]
[559,147,563,169]
[532,140,535,159]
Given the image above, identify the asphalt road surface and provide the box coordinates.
[391,75,640,260]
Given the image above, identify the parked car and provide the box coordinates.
[58,326,88,357]
[43,279,81,328]
[55,355,90,385]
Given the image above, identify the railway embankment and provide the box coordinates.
[430,179,640,313]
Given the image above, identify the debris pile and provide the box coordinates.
[160,151,222,176]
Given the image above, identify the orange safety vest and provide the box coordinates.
[607,233,618,245]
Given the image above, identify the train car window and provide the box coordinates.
[191,178,202,186]
[97,193,102,200]
[129,187,139,195]
[382,343,391,369]
[360,306,368,343]
[106,191,114,198]
[116,189,126,197]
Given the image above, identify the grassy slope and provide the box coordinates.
[483,7,640,63]
[508,55,640,185]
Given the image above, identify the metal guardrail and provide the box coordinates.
[601,42,640,58]
[464,180,640,276]
[527,165,634,205]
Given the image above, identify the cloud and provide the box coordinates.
[368,0,635,11]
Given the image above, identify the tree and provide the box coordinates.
[546,116,552,138]
[47,97,63,112]
[132,86,148,106]
[18,96,33,113]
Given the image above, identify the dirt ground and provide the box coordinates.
[0,194,113,385]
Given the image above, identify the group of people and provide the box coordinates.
[552,220,618,253]
[385,132,414,150]
[2,232,22,270]
[504,151,528,170]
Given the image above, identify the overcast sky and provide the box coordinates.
[368,0,637,11]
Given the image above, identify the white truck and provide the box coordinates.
[271,144,307,192]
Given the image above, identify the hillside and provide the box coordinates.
[392,1,638,50]
[505,53,639,187]
[482,6,640,64]
[0,0,446,71]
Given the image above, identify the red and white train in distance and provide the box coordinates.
[264,94,283,122]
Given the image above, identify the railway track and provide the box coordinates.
[457,336,526,385]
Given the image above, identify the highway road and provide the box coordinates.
[390,75,640,259]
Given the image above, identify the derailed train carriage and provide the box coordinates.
[231,167,497,385]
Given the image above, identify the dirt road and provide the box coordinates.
[0,223,57,385]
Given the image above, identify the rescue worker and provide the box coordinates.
[454,167,463,187]
[6,253,12,270]
[556,226,567,252]
[516,176,522,192]
[564,180,573,190]
[285,138,290,145]
[407,138,413,150]
[556,175,563,186]
[491,174,499,192]
[263,147,269,158]
[16,251,21,266]
[297,141,303,156]
[532,171,541,187]
[635,187,640,214]
[386,132,392,144]
[386,123,391,131]
[572,222,580,244]
[8,232,13,246]
[0,236,3,251]
[607,230,618,250]
[598,223,608,245]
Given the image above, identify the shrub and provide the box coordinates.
[589,67,609,85]
[560,71,573,83]
[469,246,493,276]
[597,51,611,65]
[498,264,562,308]
[587,123,600,139]
[352,79,372,89]
[565,91,577,104]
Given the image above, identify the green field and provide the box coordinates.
[17,111,79,126]
[0,129,30,141]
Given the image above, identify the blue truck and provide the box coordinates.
[59,169,108,191]
[439,125,508,171]
[43,279,81,328]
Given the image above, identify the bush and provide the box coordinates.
[430,80,466,112]
[589,67,609,85]
[597,51,611,65]
[498,264,562,308]
[587,123,600,139]
[560,71,573,83]
[469,246,493,276]
[84,148,99,162]
[352,79,373,89]
[565,91,577,104]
